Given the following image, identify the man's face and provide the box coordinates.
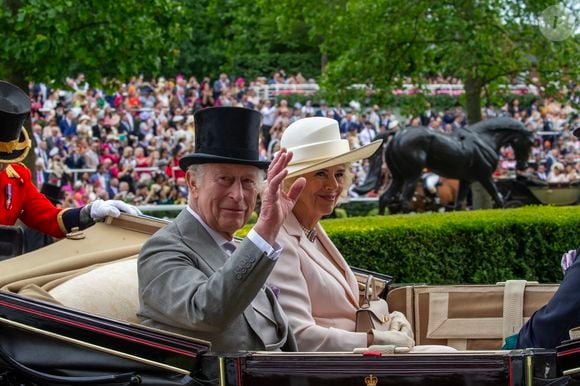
[188,163,260,239]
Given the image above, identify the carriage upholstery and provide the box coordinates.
[388,282,559,350]
[49,258,140,323]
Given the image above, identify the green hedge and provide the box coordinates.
[336,200,378,217]
[239,206,580,284]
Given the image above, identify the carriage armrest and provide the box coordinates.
[0,225,23,261]
[350,266,393,284]
[351,266,393,300]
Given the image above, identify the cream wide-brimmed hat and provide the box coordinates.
[281,117,382,179]
[551,162,565,173]
[78,114,91,123]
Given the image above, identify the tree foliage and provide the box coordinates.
[264,0,579,121]
[0,0,190,88]
[170,0,321,80]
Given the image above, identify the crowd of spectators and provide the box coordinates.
[27,72,579,210]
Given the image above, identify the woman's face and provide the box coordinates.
[294,165,346,221]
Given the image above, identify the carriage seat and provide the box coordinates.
[49,258,140,323]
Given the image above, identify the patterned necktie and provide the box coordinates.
[223,241,236,256]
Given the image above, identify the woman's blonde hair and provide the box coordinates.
[283,163,353,200]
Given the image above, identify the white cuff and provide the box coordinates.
[248,229,282,261]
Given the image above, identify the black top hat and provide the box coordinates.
[179,107,270,171]
[40,183,63,205]
[0,81,32,163]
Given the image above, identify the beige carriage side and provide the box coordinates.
[0,214,166,320]
[388,283,559,350]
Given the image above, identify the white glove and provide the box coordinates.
[388,311,414,339]
[89,199,142,221]
[371,329,415,349]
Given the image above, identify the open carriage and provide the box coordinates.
[496,177,580,208]
[0,214,579,385]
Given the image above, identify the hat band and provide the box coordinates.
[0,127,31,153]
[288,140,350,167]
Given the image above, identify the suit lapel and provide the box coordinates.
[286,214,359,308]
[174,210,227,273]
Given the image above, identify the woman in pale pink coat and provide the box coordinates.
[269,117,414,352]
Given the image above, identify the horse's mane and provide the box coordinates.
[470,118,531,138]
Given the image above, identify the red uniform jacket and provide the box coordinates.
[0,163,67,238]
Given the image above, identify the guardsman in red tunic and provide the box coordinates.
[0,80,139,238]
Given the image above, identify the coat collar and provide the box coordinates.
[174,210,227,273]
[285,213,360,307]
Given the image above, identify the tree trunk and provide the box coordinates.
[464,75,483,125]
[464,75,492,207]
[321,53,327,71]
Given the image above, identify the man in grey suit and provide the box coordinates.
[138,107,306,352]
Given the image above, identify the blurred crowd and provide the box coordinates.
[27,72,579,209]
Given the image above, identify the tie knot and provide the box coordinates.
[223,241,236,256]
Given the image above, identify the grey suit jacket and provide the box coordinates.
[137,210,297,352]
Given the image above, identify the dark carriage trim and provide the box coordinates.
[0,288,573,386]
[0,291,208,372]
[203,350,564,386]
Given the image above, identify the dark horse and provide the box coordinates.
[379,118,534,214]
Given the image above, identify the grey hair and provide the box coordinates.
[187,163,266,192]
[187,164,210,186]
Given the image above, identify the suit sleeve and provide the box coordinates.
[517,247,580,349]
[269,229,367,351]
[138,224,275,332]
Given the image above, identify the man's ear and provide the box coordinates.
[185,170,196,194]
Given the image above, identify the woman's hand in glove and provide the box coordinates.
[389,311,414,339]
[371,329,415,349]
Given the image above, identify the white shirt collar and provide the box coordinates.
[186,206,233,252]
